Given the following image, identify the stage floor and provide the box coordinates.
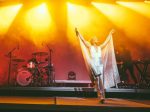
[0,96,150,112]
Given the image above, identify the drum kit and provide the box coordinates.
[7,51,55,87]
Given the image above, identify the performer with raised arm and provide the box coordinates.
[75,28,120,103]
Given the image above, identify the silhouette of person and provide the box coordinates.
[116,45,137,84]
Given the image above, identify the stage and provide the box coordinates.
[0,0,150,111]
[0,86,150,99]
[0,81,150,112]
[0,96,150,112]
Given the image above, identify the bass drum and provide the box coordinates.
[17,69,32,86]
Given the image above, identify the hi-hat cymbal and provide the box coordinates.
[32,52,48,56]
[12,58,25,62]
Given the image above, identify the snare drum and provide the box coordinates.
[17,69,32,86]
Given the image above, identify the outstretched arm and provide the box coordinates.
[75,28,91,48]
[100,29,115,48]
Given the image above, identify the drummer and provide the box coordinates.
[27,58,37,69]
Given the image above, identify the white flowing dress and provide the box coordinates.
[78,33,120,89]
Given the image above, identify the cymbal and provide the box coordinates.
[32,52,48,56]
[12,58,25,62]
[5,54,16,58]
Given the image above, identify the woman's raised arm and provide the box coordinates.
[100,29,115,48]
[75,28,91,48]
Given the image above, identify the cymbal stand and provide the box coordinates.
[6,47,17,85]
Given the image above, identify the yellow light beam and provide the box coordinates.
[25,3,52,32]
[24,3,54,45]
[67,2,113,48]
[67,2,94,46]
[0,4,22,35]
[92,2,129,28]
[67,2,92,28]
[92,2,150,42]
[117,1,150,18]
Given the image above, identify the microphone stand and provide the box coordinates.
[45,44,55,86]
[6,47,17,86]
